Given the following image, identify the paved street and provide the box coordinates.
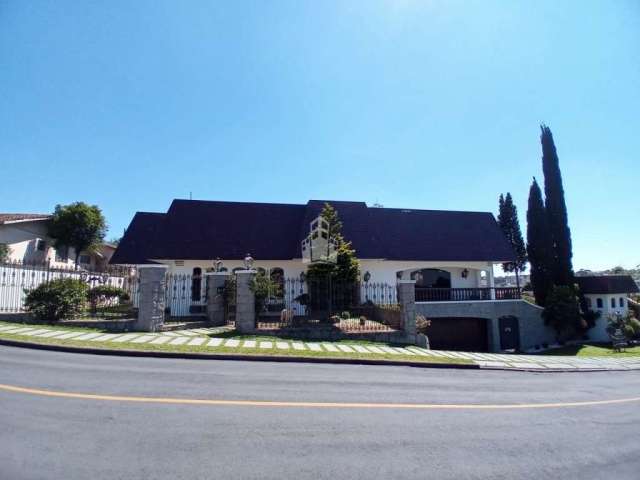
[3,323,640,371]
[1,345,640,480]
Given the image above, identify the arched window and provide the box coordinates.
[611,297,616,309]
[411,269,451,289]
[596,298,603,309]
[191,267,202,301]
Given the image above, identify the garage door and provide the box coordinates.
[425,317,488,352]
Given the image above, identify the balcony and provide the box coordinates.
[415,287,521,303]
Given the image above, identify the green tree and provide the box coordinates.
[526,178,554,306]
[540,125,574,286]
[497,192,527,288]
[306,203,360,282]
[47,202,107,269]
[0,243,10,263]
[542,285,582,341]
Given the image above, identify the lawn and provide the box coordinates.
[537,343,640,357]
[0,321,470,365]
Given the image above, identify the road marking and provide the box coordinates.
[1,383,639,410]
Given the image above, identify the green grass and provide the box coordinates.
[0,321,470,365]
[537,343,640,357]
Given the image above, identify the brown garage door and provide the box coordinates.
[424,317,488,352]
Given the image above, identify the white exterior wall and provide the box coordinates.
[156,258,495,289]
[585,293,631,342]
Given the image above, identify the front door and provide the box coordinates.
[499,316,520,351]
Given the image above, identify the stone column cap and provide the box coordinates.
[137,264,169,269]
[397,280,417,284]
[204,271,231,276]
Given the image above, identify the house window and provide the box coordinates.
[585,298,592,309]
[55,246,69,262]
[596,298,603,309]
[611,298,616,308]
[191,268,202,302]
[619,298,625,308]
[79,254,91,265]
[36,239,47,251]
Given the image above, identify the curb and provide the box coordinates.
[0,338,481,370]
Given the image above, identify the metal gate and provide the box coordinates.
[223,275,236,326]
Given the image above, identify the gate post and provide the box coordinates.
[235,270,256,333]
[205,271,230,326]
[398,280,417,337]
[135,264,168,332]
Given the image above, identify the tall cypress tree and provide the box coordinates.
[527,178,554,306]
[540,125,574,285]
[497,192,527,289]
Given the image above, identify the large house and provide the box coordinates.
[0,213,116,271]
[111,198,516,289]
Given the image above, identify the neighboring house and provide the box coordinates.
[576,275,640,341]
[0,213,114,270]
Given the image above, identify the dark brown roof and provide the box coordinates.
[110,199,516,264]
[576,275,640,294]
[0,213,50,224]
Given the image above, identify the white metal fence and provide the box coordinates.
[0,261,129,313]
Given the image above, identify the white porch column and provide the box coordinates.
[487,263,496,300]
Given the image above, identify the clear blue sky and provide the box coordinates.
[1,1,638,271]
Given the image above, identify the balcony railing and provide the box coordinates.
[415,287,521,302]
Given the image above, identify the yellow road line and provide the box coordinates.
[1,383,640,410]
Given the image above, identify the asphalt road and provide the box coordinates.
[1,346,640,480]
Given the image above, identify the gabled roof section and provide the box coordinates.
[110,199,516,264]
[109,212,167,265]
[576,275,639,295]
[0,213,51,225]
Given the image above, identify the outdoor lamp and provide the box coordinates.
[299,271,306,283]
[461,268,469,279]
[243,253,254,270]
[363,271,371,283]
[214,258,223,272]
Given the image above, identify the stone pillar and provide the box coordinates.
[235,270,256,333]
[205,272,230,326]
[398,280,417,336]
[135,264,168,332]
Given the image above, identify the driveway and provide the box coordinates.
[1,345,639,479]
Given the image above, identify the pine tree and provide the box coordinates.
[540,125,574,285]
[526,178,554,306]
[497,192,527,288]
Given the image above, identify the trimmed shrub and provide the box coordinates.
[24,278,88,323]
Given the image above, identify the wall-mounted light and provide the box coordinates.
[214,257,223,272]
[299,271,306,283]
[363,271,371,283]
[461,268,469,279]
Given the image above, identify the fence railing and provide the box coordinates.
[415,287,521,302]
[0,260,131,313]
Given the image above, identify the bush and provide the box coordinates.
[341,311,351,320]
[607,313,640,340]
[542,285,582,340]
[87,285,130,312]
[24,278,88,323]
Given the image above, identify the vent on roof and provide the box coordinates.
[401,209,412,213]
[175,260,184,266]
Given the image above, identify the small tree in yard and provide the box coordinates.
[542,285,583,341]
[0,243,10,263]
[48,202,107,269]
[24,278,88,323]
[250,271,282,313]
[497,192,527,289]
